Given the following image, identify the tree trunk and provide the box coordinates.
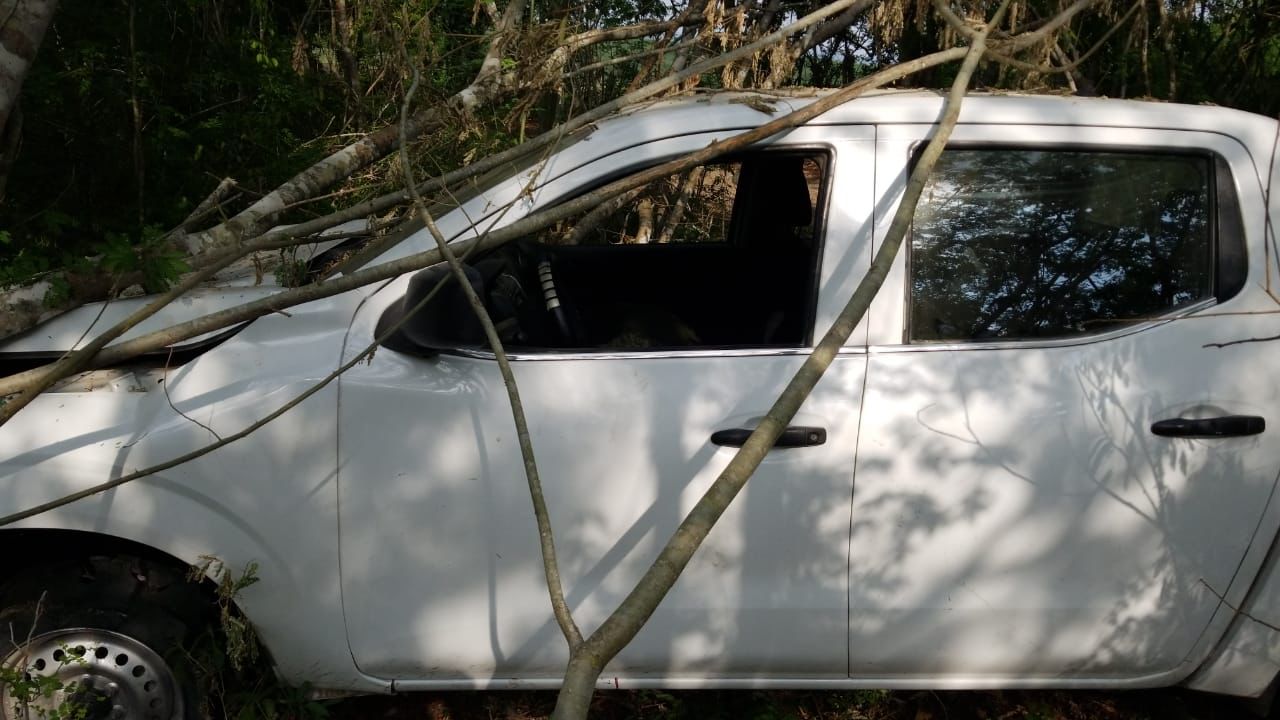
[0,0,59,201]
[630,197,654,243]
[332,0,360,96]
[656,168,701,244]
[0,0,869,344]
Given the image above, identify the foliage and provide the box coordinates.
[0,648,94,720]
[0,557,327,720]
[184,556,329,720]
[2,0,1277,301]
[2,2,326,268]
[0,0,556,292]
[0,1,1276,717]
[187,555,262,673]
[97,225,191,292]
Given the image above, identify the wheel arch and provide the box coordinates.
[0,529,204,588]
[0,528,291,692]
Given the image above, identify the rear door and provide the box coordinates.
[850,124,1280,681]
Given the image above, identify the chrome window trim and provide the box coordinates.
[872,297,1217,354]
[448,345,868,362]
[902,144,1223,345]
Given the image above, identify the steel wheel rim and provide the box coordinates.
[1,628,183,720]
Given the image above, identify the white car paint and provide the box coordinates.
[0,286,284,355]
[2,90,1279,699]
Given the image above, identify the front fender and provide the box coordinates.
[0,290,388,693]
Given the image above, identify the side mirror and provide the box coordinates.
[376,264,486,357]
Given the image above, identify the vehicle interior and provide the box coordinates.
[378,151,829,355]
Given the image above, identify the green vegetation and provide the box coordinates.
[2,1,1280,717]
[0,0,525,290]
[3,0,1277,295]
[0,648,94,720]
[184,556,330,720]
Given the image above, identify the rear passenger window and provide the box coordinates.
[909,149,1215,342]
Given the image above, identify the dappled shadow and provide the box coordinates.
[846,312,1275,680]
[334,347,863,679]
[5,110,1280,704]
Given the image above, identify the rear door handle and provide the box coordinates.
[710,426,827,448]
[1151,415,1265,438]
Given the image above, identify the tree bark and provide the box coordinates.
[656,167,702,244]
[0,44,978,432]
[184,0,527,256]
[630,197,654,243]
[0,0,59,202]
[332,0,360,96]
[548,1,1010,714]
[0,0,877,351]
[0,42,983,516]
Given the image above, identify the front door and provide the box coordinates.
[337,130,877,681]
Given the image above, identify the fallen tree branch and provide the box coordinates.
[563,35,701,81]
[182,177,239,228]
[181,0,529,256]
[0,41,970,403]
[0,1,1109,532]
[1203,333,1280,349]
[400,60,583,650]
[269,0,876,265]
[1198,578,1280,633]
[0,252,469,528]
[549,2,1009,716]
[935,0,1134,75]
[181,9,697,259]
[0,0,531,345]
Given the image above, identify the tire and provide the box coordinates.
[0,554,211,720]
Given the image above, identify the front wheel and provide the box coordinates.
[0,555,209,720]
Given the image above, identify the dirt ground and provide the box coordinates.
[325,688,1266,720]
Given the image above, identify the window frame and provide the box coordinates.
[384,144,844,363]
[461,144,839,360]
[901,142,1246,346]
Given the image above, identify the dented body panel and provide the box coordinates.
[2,91,1280,698]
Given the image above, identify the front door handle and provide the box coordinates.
[710,426,827,448]
[1151,415,1265,438]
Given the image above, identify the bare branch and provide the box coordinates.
[562,37,701,80]
[1199,578,1280,633]
[0,221,315,427]
[184,0,529,256]
[0,41,974,403]
[1204,333,1280,349]
[804,0,875,50]
[1002,0,1100,51]
[162,348,223,442]
[239,0,875,265]
[399,59,583,650]
[180,177,240,232]
[563,18,697,50]
[551,0,1011,715]
[655,168,703,244]
[0,254,469,528]
[562,186,647,245]
[936,0,1138,76]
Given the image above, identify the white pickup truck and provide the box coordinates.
[3,90,1280,719]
